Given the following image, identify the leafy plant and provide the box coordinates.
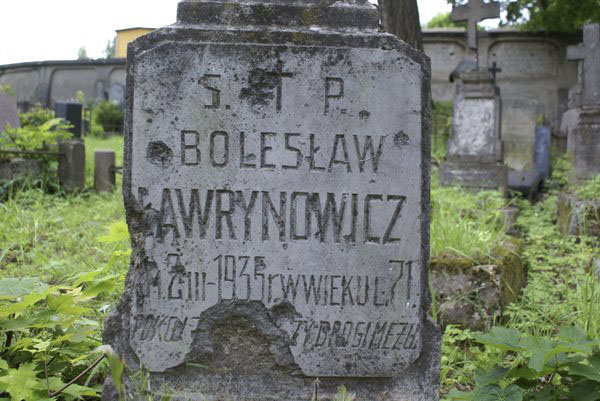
[0,221,130,400]
[94,101,123,134]
[447,326,600,400]
[0,118,72,156]
[0,84,15,97]
[576,175,600,201]
[19,107,56,128]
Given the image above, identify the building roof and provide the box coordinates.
[115,27,155,33]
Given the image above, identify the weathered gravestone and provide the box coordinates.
[440,0,507,194]
[0,93,19,133]
[103,0,440,400]
[566,23,600,183]
[55,102,83,139]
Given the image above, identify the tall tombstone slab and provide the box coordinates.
[103,0,440,400]
[566,23,600,183]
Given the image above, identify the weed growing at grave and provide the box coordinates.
[446,326,600,400]
[430,173,510,264]
[441,159,600,399]
[431,101,452,164]
[0,220,129,400]
[0,117,71,155]
[576,174,600,201]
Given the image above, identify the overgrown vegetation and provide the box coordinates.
[0,130,598,400]
[93,101,123,135]
[447,0,600,32]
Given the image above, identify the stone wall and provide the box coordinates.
[0,29,581,132]
[424,28,581,133]
[0,59,126,109]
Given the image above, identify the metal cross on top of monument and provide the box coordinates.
[567,23,600,107]
[452,0,500,61]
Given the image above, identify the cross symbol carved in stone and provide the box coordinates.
[488,61,502,84]
[452,0,500,50]
[567,23,600,107]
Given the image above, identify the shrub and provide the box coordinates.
[19,106,56,128]
[94,101,123,134]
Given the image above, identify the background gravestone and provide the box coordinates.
[566,23,600,183]
[103,0,439,400]
[55,102,83,139]
[502,98,538,172]
[440,0,507,194]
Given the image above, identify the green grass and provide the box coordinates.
[84,135,124,188]
[0,136,126,282]
[430,172,510,264]
[1,136,599,400]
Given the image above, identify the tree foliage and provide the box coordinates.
[449,0,600,32]
[77,47,89,60]
[426,12,466,29]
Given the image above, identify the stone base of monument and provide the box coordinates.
[440,161,508,195]
[430,239,526,331]
[508,170,543,201]
[569,107,600,184]
[557,192,600,237]
[0,158,43,181]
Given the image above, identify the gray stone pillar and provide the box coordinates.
[94,150,116,192]
[58,140,85,192]
[570,107,600,183]
[440,69,508,194]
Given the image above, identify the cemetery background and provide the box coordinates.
[0,1,598,400]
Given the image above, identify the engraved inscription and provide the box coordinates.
[130,43,424,377]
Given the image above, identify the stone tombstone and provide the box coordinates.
[55,102,83,139]
[534,125,552,180]
[567,24,600,108]
[0,93,19,133]
[501,98,538,172]
[566,23,600,182]
[103,0,439,400]
[109,83,125,109]
[440,70,508,194]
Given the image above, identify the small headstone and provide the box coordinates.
[0,93,19,133]
[534,125,552,180]
[566,23,600,183]
[94,150,116,192]
[104,0,440,400]
[55,102,83,139]
[58,141,85,192]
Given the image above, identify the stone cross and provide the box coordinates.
[567,23,600,107]
[488,61,502,84]
[452,0,500,51]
